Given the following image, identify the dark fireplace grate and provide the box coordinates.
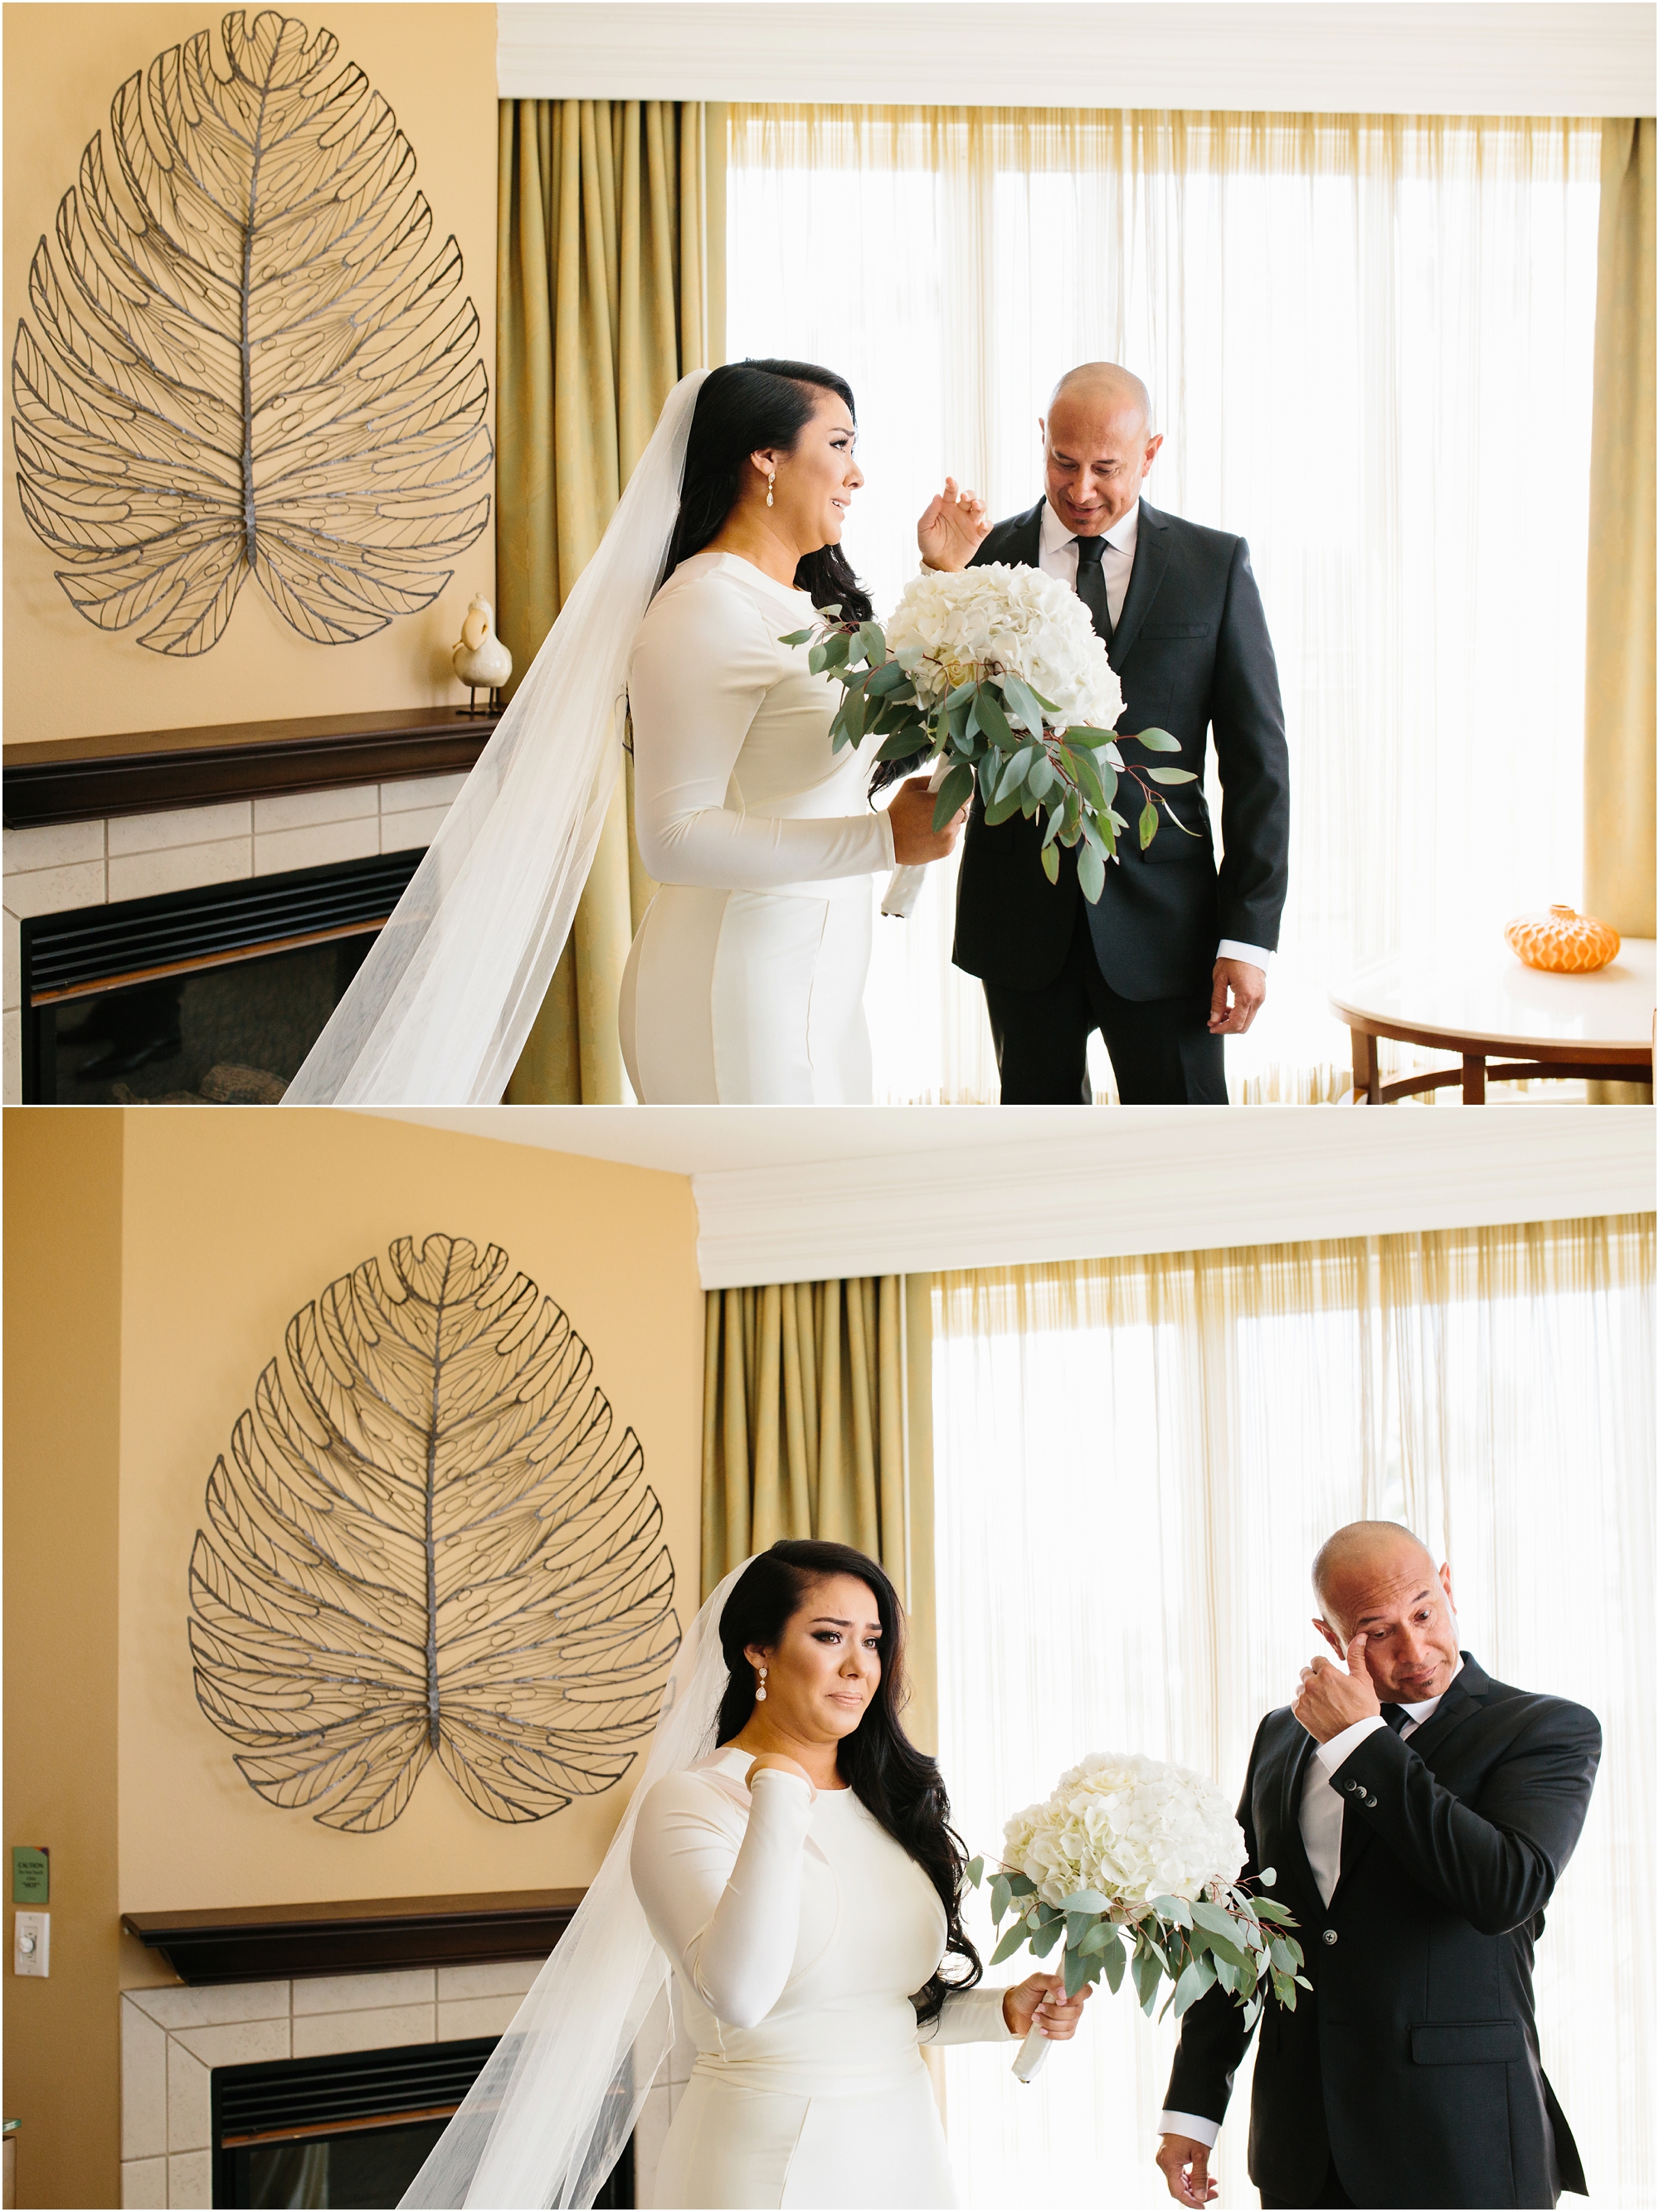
[19,848,428,1103]
[216,2036,499,2147]
[211,2035,635,2210]
[24,848,426,1003]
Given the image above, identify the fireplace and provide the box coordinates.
[117,1892,675,2210]
[3,706,498,1103]
[212,2036,499,2210]
[211,2036,635,2210]
[20,848,423,1103]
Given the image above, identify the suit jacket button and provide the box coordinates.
[1321,1928,1339,1946]
[1365,1795,1378,1807]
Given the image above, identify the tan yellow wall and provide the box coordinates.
[116,1109,703,1916]
[3,1107,702,2202]
[3,3,499,745]
[4,1110,126,2211]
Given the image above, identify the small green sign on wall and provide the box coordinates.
[11,1848,48,1905]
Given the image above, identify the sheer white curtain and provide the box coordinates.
[929,1216,1654,2207]
[727,110,1602,1102]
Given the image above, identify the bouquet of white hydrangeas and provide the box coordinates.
[887,563,1124,733]
[781,565,1198,913]
[967,1751,1306,2081]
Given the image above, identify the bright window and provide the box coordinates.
[928,1221,1653,2205]
[727,111,1602,1102]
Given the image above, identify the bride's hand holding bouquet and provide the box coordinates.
[999,1969,1093,2049]
[884,773,971,867]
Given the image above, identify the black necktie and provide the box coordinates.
[1379,1704,1412,1734]
[1073,533,1112,644]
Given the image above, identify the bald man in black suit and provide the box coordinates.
[917,364,1290,1104]
[1155,1523,1599,2210]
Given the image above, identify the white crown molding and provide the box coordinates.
[688,1111,1656,1286]
[355,1106,1654,1291]
[497,2,1656,117]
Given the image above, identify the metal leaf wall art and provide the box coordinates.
[189,1236,679,1831]
[12,10,492,654]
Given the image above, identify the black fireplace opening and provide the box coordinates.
[211,2035,635,2210]
[20,848,426,1104]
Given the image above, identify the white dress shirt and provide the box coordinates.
[1037,493,1141,627]
[1158,1661,1463,2151]
[1036,498,1271,975]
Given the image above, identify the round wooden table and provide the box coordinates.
[1329,939,1655,1102]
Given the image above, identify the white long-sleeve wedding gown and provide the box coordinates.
[620,552,896,1104]
[630,1748,1014,2210]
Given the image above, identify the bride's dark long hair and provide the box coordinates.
[716,1539,982,2024]
[661,360,873,621]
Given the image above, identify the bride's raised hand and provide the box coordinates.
[744,1752,815,1797]
[917,476,990,572]
[1001,1971,1093,2042]
[888,776,969,866]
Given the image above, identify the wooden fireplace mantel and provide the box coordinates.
[2,705,502,829]
[122,1886,585,1986]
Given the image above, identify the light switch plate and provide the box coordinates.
[14,1911,48,1977]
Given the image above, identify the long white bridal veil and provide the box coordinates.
[285,369,709,1105]
[400,1557,752,2210]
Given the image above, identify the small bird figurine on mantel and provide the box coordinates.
[452,595,512,712]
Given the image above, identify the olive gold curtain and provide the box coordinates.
[701,1276,912,1598]
[1584,119,1655,1103]
[700,1271,941,1765]
[496,100,724,1103]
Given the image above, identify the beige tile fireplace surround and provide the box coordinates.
[2,774,465,1101]
[119,1957,691,2209]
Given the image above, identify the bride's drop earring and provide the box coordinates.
[755,1665,768,1703]
[766,471,776,508]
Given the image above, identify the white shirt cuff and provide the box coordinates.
[1158,2111,1221,2147]
[876,806,897,869]
[1216,940,1272,970]
[1315,1714,1386,1773]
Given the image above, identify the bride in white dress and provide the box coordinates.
[630,1542,1087,2208]
[397,1542,1086,2211]
[284,362,969,1106]
[620,361,965,1105]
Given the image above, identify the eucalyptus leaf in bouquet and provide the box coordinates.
[969,1751,1307,2061]
[780,565,1199,907]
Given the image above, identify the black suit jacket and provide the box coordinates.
[1165,1655,1600,2210]
[952,497,1290,1001]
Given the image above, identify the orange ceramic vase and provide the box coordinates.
[1504,904,1621,974]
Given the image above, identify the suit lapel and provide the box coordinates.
[973,498,1044,571]
[1005,498,1044,570]
[1107,500,1170,671]
[1273,1726,1325,1918]
[1393,1654,1489,1767]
